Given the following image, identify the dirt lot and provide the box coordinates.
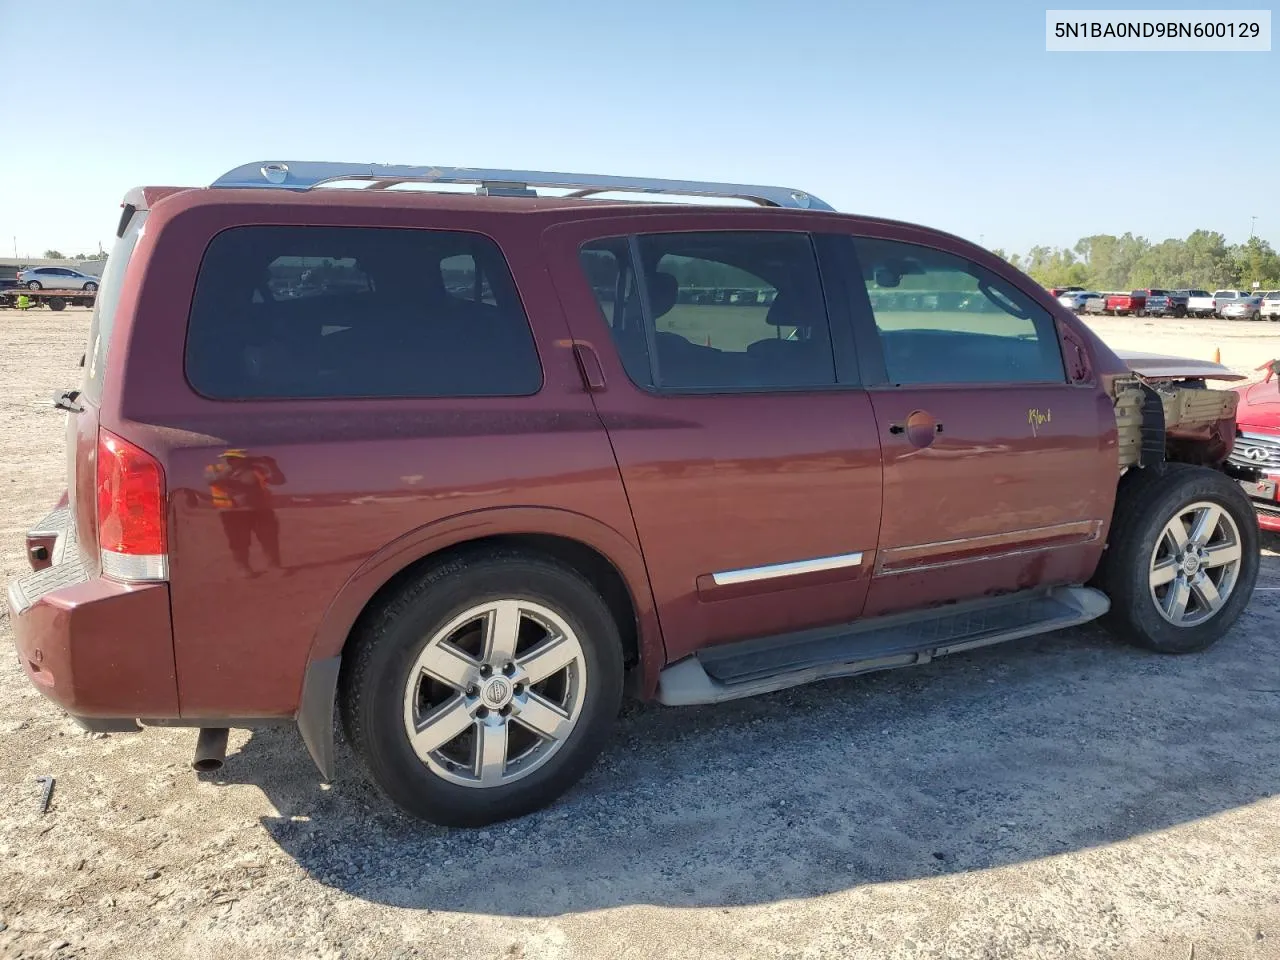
[2,308,1280,960]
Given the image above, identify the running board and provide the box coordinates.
[656,586,1109,706]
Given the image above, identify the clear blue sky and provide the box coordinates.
[2,0,1275,257]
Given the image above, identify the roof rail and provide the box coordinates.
[210,161,835,211]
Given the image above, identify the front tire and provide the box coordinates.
[340,550,625,826]
[1096,463,1258,653]
[84,281,98,293]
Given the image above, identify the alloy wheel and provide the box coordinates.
[402,599,587,788]
[1148,501,1243,627]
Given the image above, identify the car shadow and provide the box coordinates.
[218,563,1280,916]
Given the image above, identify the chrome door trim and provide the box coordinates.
[711,552,865,587]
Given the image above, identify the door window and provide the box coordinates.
[579,232,837,391]
[852,237,1065,386]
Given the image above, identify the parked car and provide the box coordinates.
[1221,295,1263,321]
[1228,363,1280,531]
[1105,290,1147,316]
[17,266,100,291]
[1139,289,1187,318]
[1082,292,1110,314]
[1048,285,1085,298]
[1212,290,1248,317]
[1182,289,1217,318]
[1057,290,1101,313]
[1261,292,1280,321]
[5,163,1260,827]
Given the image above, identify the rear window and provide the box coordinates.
[185,226,541,400]
[83,211,146,401]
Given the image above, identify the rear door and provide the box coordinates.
[830,231,1116,617]
[544,215,883,663]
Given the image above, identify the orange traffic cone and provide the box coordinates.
[1213,347,1221,364]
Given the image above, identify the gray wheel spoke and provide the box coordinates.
[518,634,577,684]
[483,600,522,664]
[514,691,572,742]
[476,721,509,786]
[411,696,475,754]
[1192,574,1223,612]
[1150,558,1179,587]
[1164,519,1189,552]
[1162,578,1191,621]
[419,643,479,692]
[1188,504,1222,545]
[1202,541,1241,569]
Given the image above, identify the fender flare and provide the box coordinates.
[296,506,665,779]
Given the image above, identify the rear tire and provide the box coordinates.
[340,550,625,826]
[1095,463,1258,654]
[26,280,41,290]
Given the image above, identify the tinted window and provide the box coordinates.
[580,232,837,391]
[852,237,1064,386]
[186,226,541,399]
[440,254,497,306]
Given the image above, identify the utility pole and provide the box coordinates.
[1250,216,1258,240]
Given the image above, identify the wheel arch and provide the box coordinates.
[296,507,665,779]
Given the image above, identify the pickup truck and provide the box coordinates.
[1260,292,1280,321]
[1140,289,1187,318]
[1181,290,1216,318]
[1105,290,1147,316]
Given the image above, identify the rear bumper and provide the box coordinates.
[5,512,179,721]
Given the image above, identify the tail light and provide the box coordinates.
[96,429,168,581]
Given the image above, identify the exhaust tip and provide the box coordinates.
[192,727,229,773]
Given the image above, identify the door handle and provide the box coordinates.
[571,342,607,392]
[888,421,943,435]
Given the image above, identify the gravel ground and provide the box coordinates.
[2,308,1280,960]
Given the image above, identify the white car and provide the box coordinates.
[1057,290,1101,313]
[17,266,99,291]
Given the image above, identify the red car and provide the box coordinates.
[1231,362,1280,532]
[5,162,1262,826]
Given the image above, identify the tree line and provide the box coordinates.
[991,231,1280,292]
[38,250,105,261]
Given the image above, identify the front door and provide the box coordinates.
[836,233,1117,617]
[545,218,883,662]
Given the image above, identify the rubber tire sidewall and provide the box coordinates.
[340,552,625,827]
[1098,463,1259,654]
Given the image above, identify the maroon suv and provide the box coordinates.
[6,162,1260,827]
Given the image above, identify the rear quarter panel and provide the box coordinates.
[101,193,657,717]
